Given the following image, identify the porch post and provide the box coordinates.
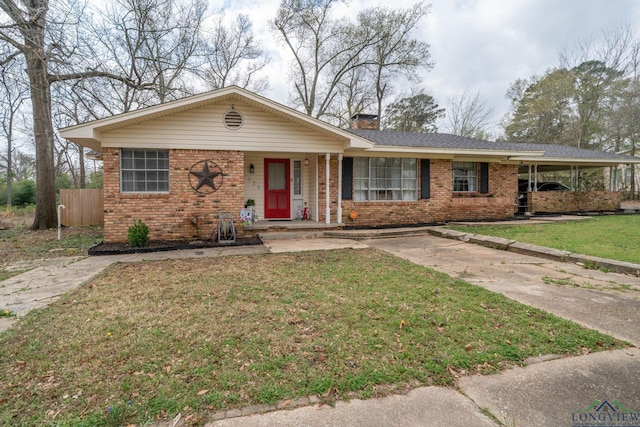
[608,167,613,191]
[527,165,532,191]
[325,153,331,224]
[337,154,343,224]
[533,165,538,191]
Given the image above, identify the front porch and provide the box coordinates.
[244,152,345,225]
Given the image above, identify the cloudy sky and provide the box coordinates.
[223,0,640,133]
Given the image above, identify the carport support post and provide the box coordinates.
[337,154,343,224]
[325,153,331,224]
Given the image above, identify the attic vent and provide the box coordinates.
[223,109,243,130]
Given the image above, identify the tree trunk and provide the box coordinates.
[26,51,57,230]
[632,141,637,200]
[6,134,11,207]
[78,145,86,189]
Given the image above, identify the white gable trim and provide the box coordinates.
[59,86,374,152]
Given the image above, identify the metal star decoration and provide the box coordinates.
[188,160,228,194]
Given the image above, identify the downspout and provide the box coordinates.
[315,156,319,222]
[57,204,65,240]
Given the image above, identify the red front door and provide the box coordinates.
[264,159,290,219]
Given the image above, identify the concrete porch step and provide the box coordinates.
[257,231,327,241]
[324,226,434,240]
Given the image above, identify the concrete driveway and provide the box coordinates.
[365,234,640,346]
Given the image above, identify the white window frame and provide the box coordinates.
[452,161,478,192]
[353,157,417,201]
[120,149,169,193]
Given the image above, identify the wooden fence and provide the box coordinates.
[60,189,104,226]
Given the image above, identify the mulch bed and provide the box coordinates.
[88,236,263,256]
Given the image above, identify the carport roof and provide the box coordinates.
[349,129,640,169]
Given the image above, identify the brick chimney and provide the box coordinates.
[350,113,379,130]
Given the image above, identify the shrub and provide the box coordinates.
[127,219,149,247]
[12,180,36,206]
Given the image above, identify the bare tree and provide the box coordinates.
[92,0,207,110]
[0,56,29,206]
[0,0,134,229]
[272,0,432,122]
[445,90,495,139]
[199,13,269,92]
[326,66,377,127]
[0,150,35,183]
[358,2,432,120]
[272,0,381,119]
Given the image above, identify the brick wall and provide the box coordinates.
[334,158,519,227]
[103,148,244,242]
[530,191,621,213]
[350,114,380,130]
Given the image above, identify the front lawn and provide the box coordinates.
[0,225,103,266]
[0,225,103,281]
[0,249,627,426]
[449,215,640,264]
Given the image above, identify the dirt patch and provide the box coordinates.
[88,236,263,255]
[0,226,103,267]
[0,209,34,230]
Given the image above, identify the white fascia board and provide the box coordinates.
[58,128,102,149]
[366,145,545,159]
[344,138,375,149]
[512,156,640,165]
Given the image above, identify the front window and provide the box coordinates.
[452,162,477,192]
[353,157,417,201]
[121,149,169,192]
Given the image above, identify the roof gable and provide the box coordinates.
[59,86,373,152]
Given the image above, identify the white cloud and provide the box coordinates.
[223,0,640,132]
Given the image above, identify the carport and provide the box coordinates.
[509,143,640,214]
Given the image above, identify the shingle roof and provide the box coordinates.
[512,143,636,160]
[348,129,636,161]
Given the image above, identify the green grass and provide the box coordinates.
[449,216,640,264]
[0,226,103,265]
[0,249,626,426]
[0,225,103,283]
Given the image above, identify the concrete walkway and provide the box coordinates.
[0,245,268,332]
[365,234,640,346]
[2,231,640,427]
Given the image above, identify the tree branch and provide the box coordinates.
[48,69,144,88]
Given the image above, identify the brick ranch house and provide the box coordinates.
[59,86,640,243]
